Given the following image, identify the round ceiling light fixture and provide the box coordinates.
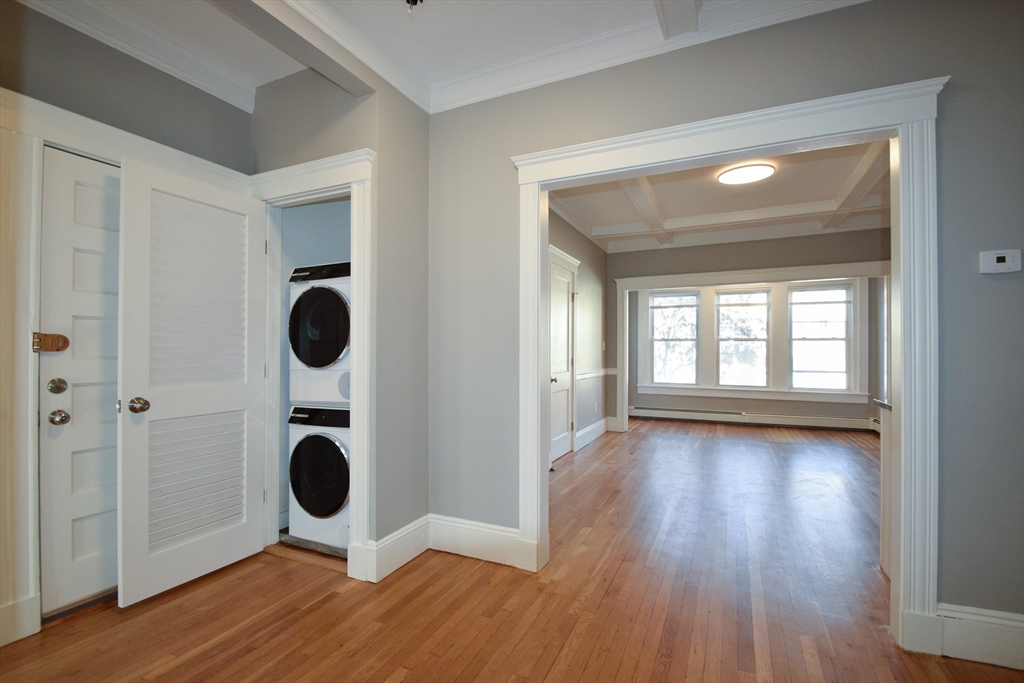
[717,163,776,185]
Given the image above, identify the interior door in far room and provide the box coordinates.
[550,261,575,464]
[39,147,120,614]
[117,159,267,607]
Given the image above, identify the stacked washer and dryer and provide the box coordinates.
[286,262,353,554]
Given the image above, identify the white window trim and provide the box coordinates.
[638,277,870,403]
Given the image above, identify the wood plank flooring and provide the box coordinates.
[2,419,1019,682]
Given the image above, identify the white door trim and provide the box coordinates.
[548,245,578,464]
[1,88,379,646]
[250,151,376,582]
[512,77,947,654]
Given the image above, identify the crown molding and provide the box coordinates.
[20,0,257,113]
[20,0,870,117]
[429,0,870,113]
[284,0,432,113]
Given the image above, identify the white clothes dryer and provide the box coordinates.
[288,407,351,551]
[289,263,351,407]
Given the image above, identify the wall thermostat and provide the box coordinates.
[979,249,1021,274]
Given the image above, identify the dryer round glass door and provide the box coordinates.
[290,434,351,518]
[290,286,351,368]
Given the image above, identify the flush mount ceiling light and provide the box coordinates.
[717,163,776,185]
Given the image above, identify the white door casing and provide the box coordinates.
[38,147,120,613]
[549,260,574,463]
[2,90,378,643]
[512,78,946,656]
[117,159,267,607]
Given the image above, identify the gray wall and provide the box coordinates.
[548,213,609,433]
[613,230,889,420]
[252,69,376,174]
[0,2,253,174]
[279,200,351,522]
[428,1,1024,613]
[250,38,431,542]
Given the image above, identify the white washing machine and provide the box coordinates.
[288,407,351,550]
[289,262,351,407]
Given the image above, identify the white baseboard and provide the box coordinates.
[429,514,531,571]
[362,515,431,583]
[630,407,875,431]
[0,594,41,647]
[348,513,534,583]
[902,605,1024,670]
[574,418,607,451]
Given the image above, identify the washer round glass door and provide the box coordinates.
[290,286,351,368]
[290,434,350,518]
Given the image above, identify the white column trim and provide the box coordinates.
[514,78,948,656]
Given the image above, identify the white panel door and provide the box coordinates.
[550,261,574,463]
[39,147,120,613]
[118,159,266,607]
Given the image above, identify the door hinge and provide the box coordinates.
[263,490,267,503]
[32,333,69,353]
[265,240,268,254]
[264,363,267,378]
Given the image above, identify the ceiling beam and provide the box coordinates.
[653,0,701,40]
[209,0,374,98]
[823,140,889,230]
[548,195,607,251]
[619,178,673,244]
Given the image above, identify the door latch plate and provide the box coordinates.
[33,333,69,353]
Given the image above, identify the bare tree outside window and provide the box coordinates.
[651,292,698,384]
[717,291,769,386]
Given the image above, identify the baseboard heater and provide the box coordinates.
[629,406,876,431]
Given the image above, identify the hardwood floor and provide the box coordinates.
[2,419,1020,682]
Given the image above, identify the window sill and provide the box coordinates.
[637,384,869,404]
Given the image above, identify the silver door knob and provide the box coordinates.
[551,377,557,383]
[47,378,68,394]
[48,409,71,425]
[128,397,150,413]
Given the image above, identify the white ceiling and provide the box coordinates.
[551,141,891,252]
[22,0,868,114]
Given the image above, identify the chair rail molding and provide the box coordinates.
[514,77,948,658]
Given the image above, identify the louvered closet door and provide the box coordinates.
[117,159,266,607]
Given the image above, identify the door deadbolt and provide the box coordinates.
[128,397,150,413]
[47,378,68,394]
[47,410,71,425]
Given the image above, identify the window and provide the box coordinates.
[790,287,850,389]
[636,275,870,403]
[650,292,698,384]
[717,290,769,387]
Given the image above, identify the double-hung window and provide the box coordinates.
[789,287,851,390]
[636,274,870,403]
[717,290,769,387]
[650,292,699,384]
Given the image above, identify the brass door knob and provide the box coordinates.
[48,409,71,425]
[128,397,150,414]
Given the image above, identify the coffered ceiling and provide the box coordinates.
[21,0,868,114]
[550,141,890,252]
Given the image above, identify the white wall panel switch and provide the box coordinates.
[979,249,1021,273]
